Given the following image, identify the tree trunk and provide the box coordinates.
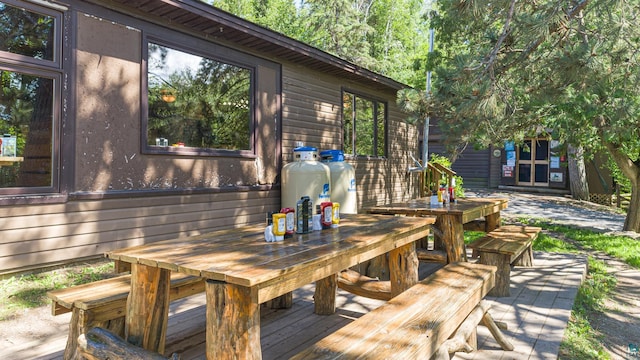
[567,144,589,200]
[601,139,640,233]
[624,180,640,232]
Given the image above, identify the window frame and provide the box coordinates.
[341,88,388,158]
[0,0,62,196]
[141,35,258,158]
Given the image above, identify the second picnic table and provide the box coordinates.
[367,197,508,263]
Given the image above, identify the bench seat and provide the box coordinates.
[291,262,511,360]
[47,272,204,360]
[467,225,541,296]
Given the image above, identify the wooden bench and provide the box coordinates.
[467,225,542,297]
[47,272,205,360]
[291,262,513,360]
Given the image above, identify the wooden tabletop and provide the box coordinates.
[107,214,434,302]
[366,197,508,224]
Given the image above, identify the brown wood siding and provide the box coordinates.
[1,2,418,274]
[281,66,420,211]
[428,142,490,188]
[0,189,279,274]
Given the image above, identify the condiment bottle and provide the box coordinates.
[320,202,333,229]
[272,213,286,241]
[331,202,340,228]
[296,196,313,234]
[280,207,295,238]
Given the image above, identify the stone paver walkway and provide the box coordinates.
[456,251,587,360]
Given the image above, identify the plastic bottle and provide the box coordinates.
[296,196,313,234]
[280,208,295,238]
[272,213,286,241]
[331,202,340,228]
[320,202,333,229]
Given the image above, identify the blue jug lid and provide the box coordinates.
[320,149,344,162]
[294,146,317,152]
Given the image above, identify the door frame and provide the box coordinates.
[516,138,550,187]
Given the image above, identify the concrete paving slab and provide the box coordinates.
[455,251,587,360]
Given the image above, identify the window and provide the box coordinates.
[342,90,386,157]
[0,1,61,194]
[145,41,253,155]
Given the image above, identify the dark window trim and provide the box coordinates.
[0,0,63,69]
[0,0,63,198]
[141,34,258,159]
[341,87,388,159]
[67,183,277,201]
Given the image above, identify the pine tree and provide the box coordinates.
[424,0,640,232]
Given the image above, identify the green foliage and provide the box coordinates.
[532,232,579,253]
[463,230,485,244]
[207,0,434,86]
[428,153,464,196]
[559,257,615,360]
[522,218,640,269]
[428,0,640,231]
[0,262,114,321]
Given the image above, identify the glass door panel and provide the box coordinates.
[517,138,550,186]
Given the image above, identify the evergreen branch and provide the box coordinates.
[477,0,518,79]
[498,0,590,75]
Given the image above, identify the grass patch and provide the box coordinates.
[521,218,640,269]
[463,230,485,244]
[558,257,616,359]
[0,261,115,321]
[533,232,580,253]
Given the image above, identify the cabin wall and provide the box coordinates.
[0,1,418,275]
[280,66,419,209]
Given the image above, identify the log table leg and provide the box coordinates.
[125,264,170,353]
[435,214,467,263]
[389,242,419,297]
[206,280,261,360]
[314,273,337,315]
[485,212,501,232]
[267,292,293,309]
[479,252,511,297]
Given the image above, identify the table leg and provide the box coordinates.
[389,242,419,297]
[206,280,261,360]
[125,263,170,353]
[485,212,501,232]
[435,214,467,263]
[314,273,337,315]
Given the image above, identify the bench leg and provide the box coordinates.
[513,245,534,267]
[479,252,511,297]
[435,301,513,360]
[481,309,514,351]
[65,308,126,360]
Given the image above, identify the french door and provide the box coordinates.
[517,139,550,187]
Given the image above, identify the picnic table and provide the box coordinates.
[367,197,508,263]
[106,214,434,359]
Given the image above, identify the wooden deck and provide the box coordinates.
[173,262,444,359]
[7,252,586,360]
